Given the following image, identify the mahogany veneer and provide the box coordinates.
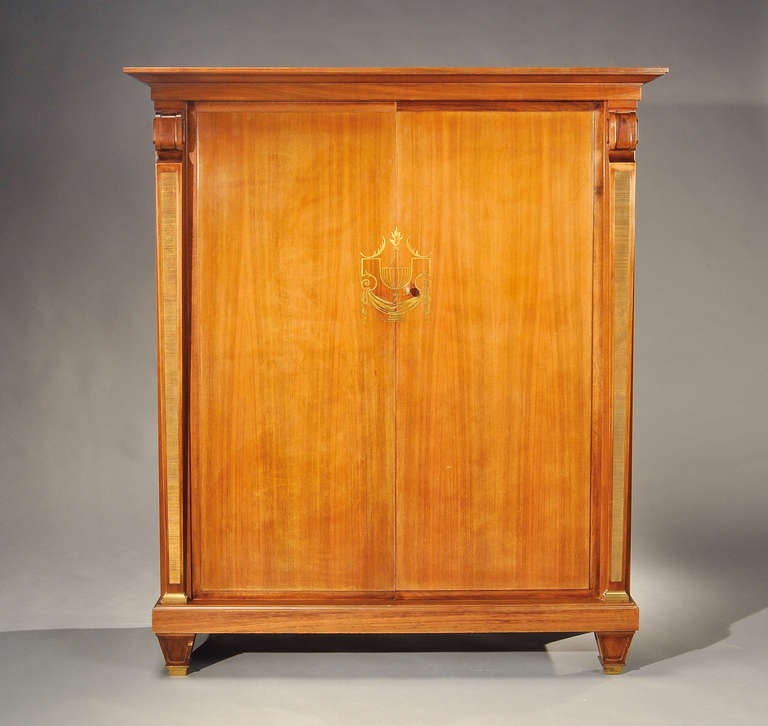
[125,66,667,676]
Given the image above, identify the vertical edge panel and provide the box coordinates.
[609,163,635,586]
[156,161,185,591]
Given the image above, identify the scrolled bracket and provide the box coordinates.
[153,113,184,161]
[608,111,638,162]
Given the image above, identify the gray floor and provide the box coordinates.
[1,604,766,725]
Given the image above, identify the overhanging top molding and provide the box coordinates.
[124,67,669,84]
[124,66,668,103]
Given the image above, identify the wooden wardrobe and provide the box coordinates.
[124,67,667,676]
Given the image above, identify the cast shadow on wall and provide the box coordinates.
[628,102,768,669]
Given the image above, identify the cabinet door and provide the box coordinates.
[191,108,396,595]
[396,109,595,591]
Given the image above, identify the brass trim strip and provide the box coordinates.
[610,166,634,582]
[158,168,183,585]
[603,590,630,603]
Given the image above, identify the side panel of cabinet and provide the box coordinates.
[395,109,595,591]
[191,108,396,594]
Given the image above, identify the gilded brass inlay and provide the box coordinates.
[610,167,634,582]
[603,589,630,603]
[158,168,182,585]
[361,228,431,322]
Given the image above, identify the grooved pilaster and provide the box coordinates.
[154,107,187,602]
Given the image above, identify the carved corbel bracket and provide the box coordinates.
[608,111,638,162]
[153,112,184,161]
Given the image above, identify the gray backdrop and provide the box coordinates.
[1,0,765,658]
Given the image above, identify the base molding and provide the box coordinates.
[153,598,638,635]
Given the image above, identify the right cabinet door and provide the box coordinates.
[395,108,596,592]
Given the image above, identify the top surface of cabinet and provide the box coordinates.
[124,66,668,102]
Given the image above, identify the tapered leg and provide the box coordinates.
[157,634,196,677]
[595,631,634,674]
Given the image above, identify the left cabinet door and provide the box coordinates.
[190,106,397,596]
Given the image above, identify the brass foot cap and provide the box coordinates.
[602,664,624,675]
[166,665,189,677]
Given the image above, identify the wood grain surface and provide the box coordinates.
[126,67,669,83]
[153,598,639,634]
[128,68,670,675]
[191,108,397,594]
[143,82,646,103]
[124,67,668,103]
[395,110,595,591]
